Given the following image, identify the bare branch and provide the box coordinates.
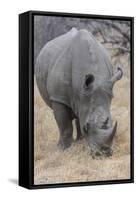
[107,46,130,53]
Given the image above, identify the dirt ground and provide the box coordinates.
[34,53,130,185]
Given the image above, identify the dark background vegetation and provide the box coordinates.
[34,16,130,74]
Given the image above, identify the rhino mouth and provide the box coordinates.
[90,145,113,158]
[86,121,117,157]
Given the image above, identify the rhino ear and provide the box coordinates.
[111,67,123,85]
[84,74,95,89]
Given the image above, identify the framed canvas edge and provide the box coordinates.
[19,10,134,189]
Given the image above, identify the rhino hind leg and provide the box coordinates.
[75,119,83,140]
[52,102,73,150]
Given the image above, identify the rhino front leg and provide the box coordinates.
[52,102,73,150]
[75,119,83,140]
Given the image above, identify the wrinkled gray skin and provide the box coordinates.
[36,27,123,157]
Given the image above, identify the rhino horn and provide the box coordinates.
[107,121,117,143]
[111,67,123,85]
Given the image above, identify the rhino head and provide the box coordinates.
[78,67,123,157]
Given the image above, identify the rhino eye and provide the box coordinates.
[84,74,95,89]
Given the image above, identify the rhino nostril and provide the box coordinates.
[101,117,109,129]
[104,117,109,125]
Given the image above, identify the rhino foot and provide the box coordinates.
[57,137,72,150]
[76,134,84,141]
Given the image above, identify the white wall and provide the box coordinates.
[0,0,136,199]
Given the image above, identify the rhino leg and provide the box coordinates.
[75,119,83,140]
[52,102,73,150]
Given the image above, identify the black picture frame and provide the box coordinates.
[19,10,134,189]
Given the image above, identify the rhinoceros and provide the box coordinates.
[35,27,123,157]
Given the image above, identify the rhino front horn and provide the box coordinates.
[108,121,117,142]
[111,67,123,85]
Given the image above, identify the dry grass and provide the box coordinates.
[34,67,130,185]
